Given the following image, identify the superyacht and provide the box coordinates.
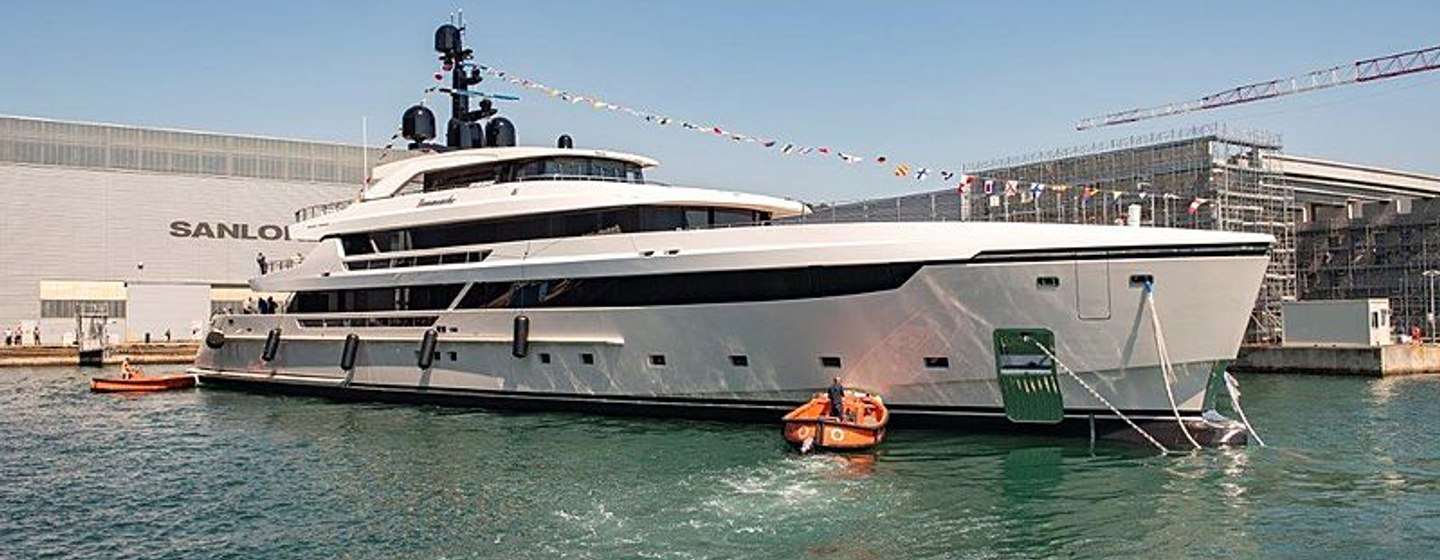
[193,22,1272,445]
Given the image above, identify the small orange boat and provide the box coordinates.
[782,389,888,452]
[90,362,196,393]
[90,374,196,393]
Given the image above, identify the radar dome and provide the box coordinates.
[402,105,436,143]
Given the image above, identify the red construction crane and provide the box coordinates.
[1076,44,1440,130]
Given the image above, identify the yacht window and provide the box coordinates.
[712,209,760,227]
[638,207,686,231]
[371,230,412,253]
[515,159,547,179]
[425,166,498,192]
[290,284,463,313]
[510,157,644,183]
[590,159,631,180]
[456,263,921,309]
[547,157,590,177]
[1036,276,1060,289]
[341,235,374,256]
[924,356,950,369]
[820,356,842,368]
[730,355,749,367]
[396,174,427,196]
[1129,274,1154,288]
[685,209,710,229]
[336,205,775,253]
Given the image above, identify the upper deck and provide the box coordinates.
[361,146,660,201]
[290,145,809,242]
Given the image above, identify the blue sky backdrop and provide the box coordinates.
[2,1,1436,201]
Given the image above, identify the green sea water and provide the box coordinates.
[2,366,1438,559]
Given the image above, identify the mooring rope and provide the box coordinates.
[1029,338,1170,454]
[1144,283,1203,450]
[1223,372,1268,447]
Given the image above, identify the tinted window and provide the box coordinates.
[425,165,499,192]
[511,157,643,183]
[712,209,760,226]
[290,284,463,313]
[458,263,920,309]
[335,205,773,255]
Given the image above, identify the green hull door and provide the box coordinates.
[993,328,1064,424]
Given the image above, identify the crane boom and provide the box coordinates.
[1076,44,1440,130]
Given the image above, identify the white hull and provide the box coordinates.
[195,248,1268,422]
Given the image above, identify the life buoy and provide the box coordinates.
[830,428,845,442]
[795,425,812,439]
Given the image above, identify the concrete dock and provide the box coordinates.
[1231,344,1440,377]
[0,343,197,368]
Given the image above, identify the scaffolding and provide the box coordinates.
[1297,199,1440,335]
[794,124,1297,342]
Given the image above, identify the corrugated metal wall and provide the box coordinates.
[0,115,384,341]
[0,164,357,337]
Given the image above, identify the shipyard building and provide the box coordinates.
[0,115,372,344]
[809,124,1440,342]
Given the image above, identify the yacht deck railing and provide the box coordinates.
[295,199,355,222]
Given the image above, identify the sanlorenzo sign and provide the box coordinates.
[169,220,292,241]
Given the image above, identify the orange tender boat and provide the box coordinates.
[782,389,888,452]
[91,364,196,393]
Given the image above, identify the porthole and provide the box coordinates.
[1036,276,1061,289]
[649,354,667,366]
[447,351,458,362]
[820,356,842,368]
[924,356,950,369]
[730,355,749,367]
[581,353,595,365]
[539,353,552,364]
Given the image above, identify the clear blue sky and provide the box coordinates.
[2,1,1436,201]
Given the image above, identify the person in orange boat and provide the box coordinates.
[120,358,143,380]
[827,377,845,418]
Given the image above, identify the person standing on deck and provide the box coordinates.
[32,324,40,346]
[4,327,11,346]
[827,377,846,418]
[256,252,267,275]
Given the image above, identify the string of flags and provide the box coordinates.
[363,127,404,186]
[416,62,1213,214]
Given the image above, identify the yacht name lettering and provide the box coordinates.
[169,220,291,241]
[417,196,456,207]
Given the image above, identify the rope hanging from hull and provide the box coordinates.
[1029,338,1170,454]
[1144,282,1203,450]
